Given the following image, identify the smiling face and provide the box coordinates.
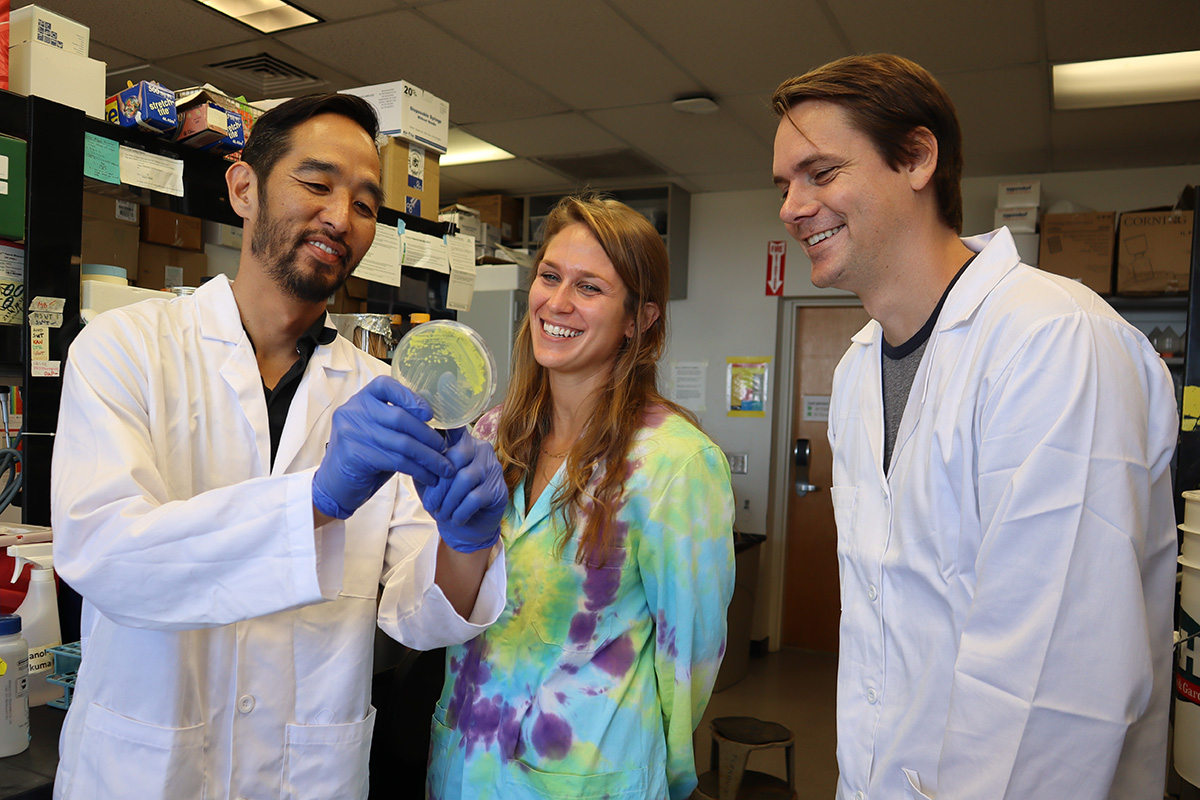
[248,113,383,304]
[772,99,921,297]
[528,223,637,386]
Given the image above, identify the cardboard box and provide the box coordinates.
[342,81,448,153]
[457,194,522,242]
[203,220,243,249]
[1038,212,1115,296]
[1116,210,1194,295]
[10,5,89,57]
[0,136,26,241]
[82,192,139,225]
[997,180,1041,209]
[380,139,440,221]
[136,243,207,290]
[438,204,482,240]
[141,207,203,251]
[82,219,139,272]
[176,103,228,149]
[200,109,245,156]
[994,206,1039,234]
[106,81,177,135]
[9,42,105,119]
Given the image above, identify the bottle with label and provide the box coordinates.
[9,543,61,707]
[0,613,29,756]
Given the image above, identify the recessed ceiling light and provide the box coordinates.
[672,94,719,114]
[193,0,321,34]
[1053,50,1200,110]
[441,128,515,167]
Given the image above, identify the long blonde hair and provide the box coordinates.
[494,194,696,565]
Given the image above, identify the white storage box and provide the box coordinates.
[997,180,1041,209]
[342,81,448,153]
[10,5,89,57]
[10,43,105,118]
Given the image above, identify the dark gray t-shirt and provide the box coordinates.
[881,257,975,473]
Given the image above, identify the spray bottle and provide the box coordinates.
[9,542,61,707]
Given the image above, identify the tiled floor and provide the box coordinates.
[692,648,839,797]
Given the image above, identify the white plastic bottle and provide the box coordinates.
[9,543,62,707]
[0,613,29,756]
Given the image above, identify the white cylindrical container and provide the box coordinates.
[0,614,29,757]
[1176,490,1200,786]
[10,544,62,708]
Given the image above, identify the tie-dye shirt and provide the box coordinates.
[427,405,735,800]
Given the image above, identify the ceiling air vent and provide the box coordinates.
[204,52,326,97]
[537,149,667,182]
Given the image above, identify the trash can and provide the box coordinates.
[714,531,766,692]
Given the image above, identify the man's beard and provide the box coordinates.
[251,204,355,304]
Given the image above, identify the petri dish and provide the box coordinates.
[391,320,496,429]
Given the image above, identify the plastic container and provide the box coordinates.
[0,614,29,756]
[391,320,496,429]
[9,543,62,707]
[81,264,128,286]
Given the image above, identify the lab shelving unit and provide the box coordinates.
[4,92,454,532]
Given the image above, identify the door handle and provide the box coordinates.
[793,438,821,498]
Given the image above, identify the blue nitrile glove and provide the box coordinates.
[312,376,453,519]
[415,426,507,553]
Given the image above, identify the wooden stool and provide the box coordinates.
[693,716,796,800]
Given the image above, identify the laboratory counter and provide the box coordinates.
[0,705,62,799]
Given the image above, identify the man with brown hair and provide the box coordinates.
[772,54,1177,799]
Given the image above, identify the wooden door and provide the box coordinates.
[781,305,870,652]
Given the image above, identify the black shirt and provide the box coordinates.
[255,315,337,469]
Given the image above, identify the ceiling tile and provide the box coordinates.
[26,0,255,61]
[88,40,142,73]
[824,0,1041,72]
[1045,0,1200,63]
[460,113,625,158]
[936,66,1050,178]
[155,41,360,101]
[608,0,847,95]
[720,92,779,148]
[440,159,569,195]
[1050,102,1200,172]
[588,104,772,177]
[277,9,567,122]
[419,0,700,109]
[293,0,401,22]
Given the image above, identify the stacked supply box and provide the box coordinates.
[106,81,177,135]
[1116,209,1194,295]
[173,88,257,157]
[457,194,523,243]
[9,5,104,118]
[138,207,206,290]
[344,80,448,221]
[82,192,140,273]
[995,180,1041,266]
[1038,211,1115,296]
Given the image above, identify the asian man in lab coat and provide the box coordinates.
[51,93,508,799]
[772,54,1177,799]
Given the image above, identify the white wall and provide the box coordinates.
[668,163,1199,644]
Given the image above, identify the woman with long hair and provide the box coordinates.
[426,195,735,800]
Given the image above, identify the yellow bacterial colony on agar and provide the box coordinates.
[391,321,496,429]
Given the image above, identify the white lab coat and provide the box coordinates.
[829,228,1178,800]
[50,275,506,800]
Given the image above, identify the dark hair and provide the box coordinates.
[772,54,964,233]
[240,93,380,188]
